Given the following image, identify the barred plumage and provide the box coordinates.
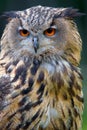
[0,5,83,130]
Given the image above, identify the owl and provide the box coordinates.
[0,5,84,130]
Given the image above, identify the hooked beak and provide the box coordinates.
[33,37,39,53]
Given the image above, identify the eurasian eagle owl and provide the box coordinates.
[0,5,84,130]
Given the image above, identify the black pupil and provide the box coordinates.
[46,28,53,33]
[22,29,28,34]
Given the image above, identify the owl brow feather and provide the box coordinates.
[53,7,85,19]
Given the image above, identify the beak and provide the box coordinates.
[33,37,39,53]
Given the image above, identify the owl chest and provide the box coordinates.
[3,59,59,129]
[0,57,83,130]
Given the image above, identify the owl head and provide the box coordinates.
[1,6,83,66]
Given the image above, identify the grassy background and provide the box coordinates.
[0,0,87,130]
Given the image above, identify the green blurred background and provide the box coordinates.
[0,0,87,130]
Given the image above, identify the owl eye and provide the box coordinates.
[19,29,30,37]
[44,28,56,37]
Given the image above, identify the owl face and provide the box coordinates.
[1,6,82,65]
[3,15,67,56]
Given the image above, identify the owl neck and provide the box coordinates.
[0,51,76,76]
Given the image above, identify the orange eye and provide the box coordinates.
[44,28,56,37]
[19,29,30,37]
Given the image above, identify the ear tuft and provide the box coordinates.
[0,11,19,21]
[54,7,85,19]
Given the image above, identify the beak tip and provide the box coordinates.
[34,47,37,53]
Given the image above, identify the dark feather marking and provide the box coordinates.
[15,84,21,89]
[45,90,48,96]
[59,118,66,130]
[68,87,75,97]
[75,121,78,130]
[75,83,81,91]
[68,108,72,116]
[19,100,35,112]
[62,64,68,74]
[32,109,40,122]
[32,99,43,107]
[0,77,11,93]
[52,73,64,90]
[51,120,59,130]
[22,121,31,129]
[37,71,44,82]
[74,108,79,117]
[68,108,74,128]
[15,113,26,129]
[69,80,74,88]
[23,102,32,111]
[71,98,74,107]
[39,111,44,118]
[33,58,41,65]
[76,95,84,103]
[8,112,17,120]
[6,121,12,130]
[21,78,34,95]
[68,118,73,130]
[37,83,45,94]
[5,62,12,72]
[15,124,22,130]
[11,65,27,83]
[21,86,32,95]
[24,100,42,111]
[37,83,45,100]
[20,112,25,122]
[22,109,40,129]
[18,96,28,106]
[69,74,75,88]
[6,61,18,73]
[28,77,34,87]
[20,68,27,85]
[61,107,65,118]
[70,74,75,83]
[19,98,42,113]
[30,58,41,75]
[30,65,38,75]
[37,92,44,100]
[12,60,19,66]
[32,119,40,129]
[18,104,31,112]
[11,67,22,82]
[0,76,11,107]
[6,68,13,73]
[70,64,83,80]
[62,93,68,100]
[52,99,55,108]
